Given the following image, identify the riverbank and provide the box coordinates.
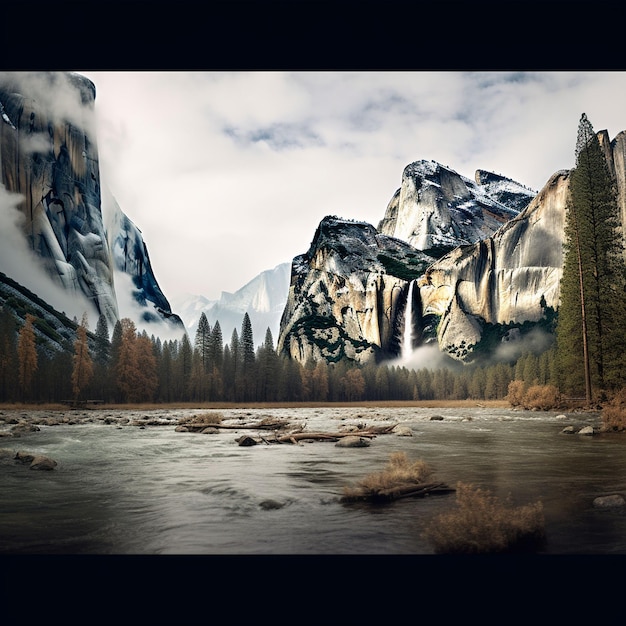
[0,399,511,411]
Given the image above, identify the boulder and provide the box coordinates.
[561,426,576,434]
[237,435,258,447]
[30,455,57,471]
[593,494,625,509]
[429,415,444,421]
[335,436,370,448]
[259,499,284,510]
[577,426,595,436]
[11,423,40,435]
[14,451,35,464]
[392,425,413,437]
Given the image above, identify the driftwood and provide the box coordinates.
[340,481,455,504]
[276,431,379,444]
[181,420,290,433]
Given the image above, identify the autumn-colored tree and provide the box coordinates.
[71,312,94,401]
[115,318,140,402]
[17,314,38,401]
[342,368,366,401]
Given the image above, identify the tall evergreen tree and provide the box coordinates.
[71,312,94,402]
[556,113,626,401]
[194,313,211,373]
[209,320,223,371]
[240,313,256,400]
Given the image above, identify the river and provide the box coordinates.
[1,405,625,555]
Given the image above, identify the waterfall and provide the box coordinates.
[402,280,414,360]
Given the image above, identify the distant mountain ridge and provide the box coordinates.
[172,262,291,346]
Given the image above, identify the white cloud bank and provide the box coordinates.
[79,71,626,304]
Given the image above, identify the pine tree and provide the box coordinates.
[240,313,255,400]
[257,327,279,401]
[115,318,139,402]
[556,113,626,401]
[17,314,38,401]
[194,313,211,373]
[226,329,240,401]
[209,321,223,371]
[71,312,94,401]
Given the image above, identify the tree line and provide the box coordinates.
[0,303,564,405]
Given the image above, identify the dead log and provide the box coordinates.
[276,431,379,444]
[180,421,290,433]
[340,482,455,503]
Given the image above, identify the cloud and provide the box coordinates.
[494,327,555,364]
[0,72,97,140]
[78,70,626,307]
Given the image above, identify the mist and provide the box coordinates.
[0,183,96,325]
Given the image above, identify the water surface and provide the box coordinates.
[1,406,625,555]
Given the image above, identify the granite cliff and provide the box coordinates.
[277,216,438,364]
[278,163,536,364]
[0,71,183,334]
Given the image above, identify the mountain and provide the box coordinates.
[277,216,436,364]
[0,71,183,337]
[278,129,626,367]
[378,160,535,254]
[172,262,291,346]
[278,163,536,365]
[422,128,626,363]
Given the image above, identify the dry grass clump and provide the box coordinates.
[601,388,626,432]
[423,482,546,554]
[184,412,223,425]
[343,452,433,499]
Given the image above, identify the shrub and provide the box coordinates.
[505,380,526,407]
[423,482,546,554]
[342,452,433,499]
[522,384,560,410]
[601,388,626,432]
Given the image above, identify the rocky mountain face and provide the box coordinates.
[420,170,569,361]
[105,192,182,329]
[418,129,626,362]
[172,262,291,346]
[0,71,183,335]
[279,129,626,366]
[278,163,537,364]
[276,216,436,364]
[378,160,535,254]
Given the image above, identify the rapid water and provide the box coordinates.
[1,406,626,555]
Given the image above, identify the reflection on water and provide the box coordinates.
[1,406,625,554]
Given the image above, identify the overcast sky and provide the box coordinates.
[79,71,626,303]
